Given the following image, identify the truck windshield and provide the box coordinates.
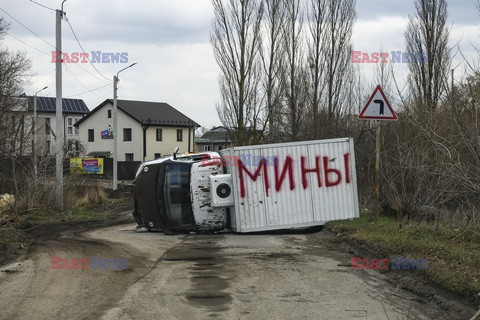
[162,163,194,228]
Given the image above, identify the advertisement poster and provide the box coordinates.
[70,158,104,175]
[101,126,113,139]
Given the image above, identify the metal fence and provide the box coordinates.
[102,158,141,180]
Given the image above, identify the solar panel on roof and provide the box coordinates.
[47,98,54,111]
[32,97,88,113]
[46,98,52,111]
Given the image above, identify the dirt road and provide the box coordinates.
[0,213,473,319]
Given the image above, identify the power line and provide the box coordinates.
[0,7,55,49]
[64,15,111,82]
[71,63,112,84]
[2,6,113,100]
[65,83,111,98]
[63,64,103,99]
[8,29,111,84]
[6,31,50,55]
[29,0,55,12]
[2,7,110,85]
[85,91,112,105]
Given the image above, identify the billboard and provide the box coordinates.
[70,158,104,175]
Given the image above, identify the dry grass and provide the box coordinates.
[327,211,480,304]
[64,183,109,209]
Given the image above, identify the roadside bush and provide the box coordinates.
[375,76,480,226]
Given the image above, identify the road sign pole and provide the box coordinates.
[359,85,398,220]
[375,120,381,220]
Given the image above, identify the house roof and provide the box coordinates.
[27,96,89,114]
[196,126,232,144]
[75,99,200,128]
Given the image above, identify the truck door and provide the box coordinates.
[158,163,195,230]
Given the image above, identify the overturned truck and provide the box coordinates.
[132,138,359,233]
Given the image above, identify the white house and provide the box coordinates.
[3,95,88,157]
[75,99,200,162]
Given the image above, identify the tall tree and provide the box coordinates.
[260,0,285,142]
[211,0,264,146]
[405,0,450,111]
[281,0,306,141]
[307,0,327,139]
[322,0,356,121]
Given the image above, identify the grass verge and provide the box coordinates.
[325,211,480,304]
[21,208,108,224]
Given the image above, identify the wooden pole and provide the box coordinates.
[375,120,381,220]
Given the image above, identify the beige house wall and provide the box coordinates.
[145,127,195,161]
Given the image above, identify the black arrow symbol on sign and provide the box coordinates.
[374,99,384,115]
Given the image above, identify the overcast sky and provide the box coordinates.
[1,0,479,129]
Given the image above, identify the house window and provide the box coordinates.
[88,129,94,142]
[74,118,80,135]
[67,118,73,135]
[108,110,112,118]
[123,128,132,141]
[45,118,50,134]
[45,140,50,154]
[125,153,134,161]
[177,129,183,141]
[204,145,211,151]
[156,128,163,141]
[154,153,161,159]
[218,145,223,151]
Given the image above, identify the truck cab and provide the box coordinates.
[132,152,227,233]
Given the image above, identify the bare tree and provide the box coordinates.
[306,0,327,139]
[260,0,285,142]
[405,0,450,111]
[0,18,31,157]
[373,46,393,93]
[321,0,356,121]
[280,0,307,141]
[211,0,264,146]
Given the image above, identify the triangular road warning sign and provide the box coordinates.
[359,85,398,120]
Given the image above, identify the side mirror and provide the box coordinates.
[173,147,179,160]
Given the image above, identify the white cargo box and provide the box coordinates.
[219,138,359,232]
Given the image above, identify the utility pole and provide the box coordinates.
[55,1,67,211]
[33,86,48,177]
[113,62,137,190]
